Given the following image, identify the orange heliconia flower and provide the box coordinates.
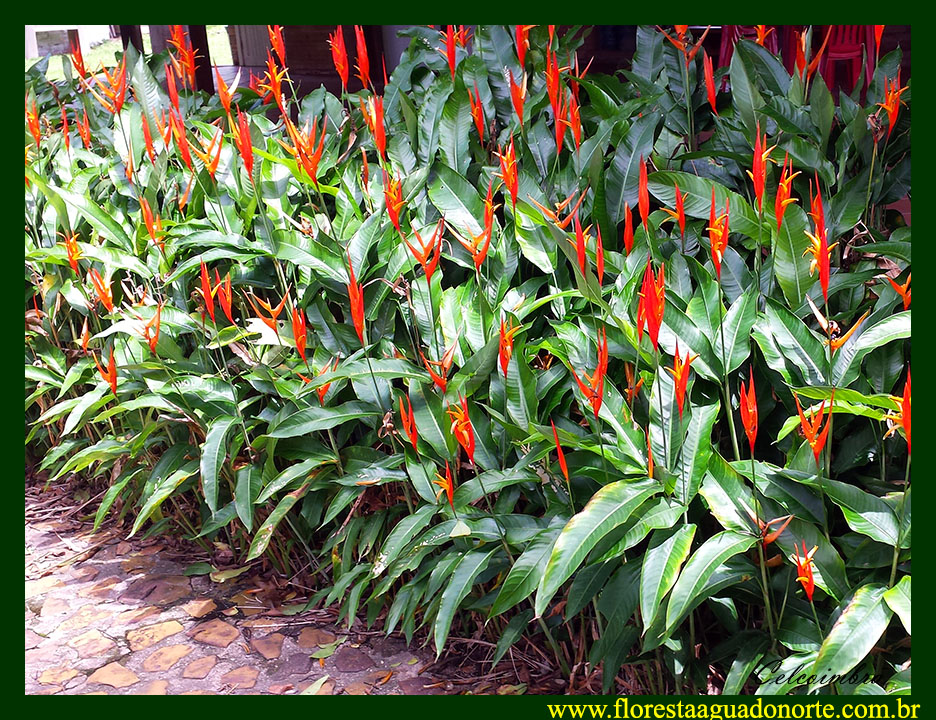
[794,390,835,466]
[570,327,608,419]
[746,122,776,213]
[258,52,288,114]
[80,317,91,353]
[572,212,590,277]
[214,66,237,116]
[60,231,82,274]
[420,340,457,393]
[667,343,699,419]
[245,288,290,332]
[662,183,686,237]
[495,137,519,209]
[382,168,405,234]
[775,153,800,232]
[637,258,666,351]
[191,123,224,180]
[140,197,163,250]
[638,156,650,230]
[280,116,327,187]
[93,346,118,396]
[515,24,536,67]
[440,25,457,80]
[88,268,114,313]
[360,95,386,160]
[199,260,216,323]
[468,83,485,142]
[142,304,161,355]
[754,25,774,47]
[623,203,635,255]
[739,367,758,455]
[399,395,419,453]
[499,317,521,379]
[433,461,455,511]
[795,26,831,81]
[402,219,444,284]
[527,188,587,232]
[25,94,41,148]
[792,541,818,602]
[874,26,886,61]
[563,93,582,151]
[646,429,654,477]
[354,25,370,88]
[828,309,871,354]
[884,367,910,454]
[82,57,127,115]
[804,176,836,302]
[213,270,235,325]
[624,362,644,406]
[76,109,92,150]
[291,302,307,363]
[509,69,527,128]
[168,25,197,89]
[708,188,730,280]
[551,419,570,484]
[703,50,718,116]
[657,24,711,68]
[887,273,911,311]
[70,38,86,78]
[328,26,349,91]
[346,252,365,344]
[59,105,70,152]
[877,75,909,140]
[234,109,255,181]
[447,395,475,462]
[169,109,193,171]
[267,25,286,66]
[453,181,497,273]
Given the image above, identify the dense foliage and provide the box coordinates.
[25,25,910,695]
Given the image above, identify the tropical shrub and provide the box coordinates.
[25,24,910,694]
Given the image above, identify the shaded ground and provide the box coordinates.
[24,479,485,696]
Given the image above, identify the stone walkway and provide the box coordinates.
[25,498,452,695]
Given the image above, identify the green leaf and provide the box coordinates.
[130,461,198,537]
[729,44,765,135]
[675,398,719,508]
[200,415,238,513]
[665,531,757,636]
[267,401,379,439]
[372,503,438,577]
[833,312,911,387]
[723,633,771,695]
[605,112,661,225]
[434,548,496,655]
[491,525,562,616]
[820,478,900,546]
[649,171,761,240]
[714,289,756,374]
[492,609,534,666]
[640,524,696,633]
[535,479,658,617]
[752,299,827,386]
[246,483,310,561]
[884,576,911,635]
[772,205,811,307]
[234,463,261,532]
[810,584,892,691]
[439,83,471,175]
[56,187,135,254]
[428,163,483,236]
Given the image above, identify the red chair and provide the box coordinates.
[819,25,875,96]
[718,25,780,69]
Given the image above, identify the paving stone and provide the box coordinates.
[26,644,73,665]
[180,598,217,618]
[334,646,375,672]
[181,655,218,679]
[121,556,156,573]
[142,644,192,672]
[250,632,285,660]
[397,676,443,695]
[137,544,165,556]
[115,541,132,555]
[88,662,140,689]
[297,627,336,648]
[69,565,99,582]
[189,618,240,648]
[26,629,44,650]
[298,678,337,695]
[25,576,64,599]
[220,665,259,689]
[119,575,190,605]
[40,596,70,617]
[138,680,169,695]
[363,669,394,686]
[113,606,162,626]
[38,665,79,685]
[78,576,120,599]
[57,605,112,632]
[67,629,117,658]
[343,681,371,695]
[126,620,185,651]
[268,683,294,694]
[34,684,63,695]
[272,653,312,679]
[180,690,215,695]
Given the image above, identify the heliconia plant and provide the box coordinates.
[25,24,910,696]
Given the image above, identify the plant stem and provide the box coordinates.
[888,454,911,587]
[753,459,777,652]
[718,285,741,461]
